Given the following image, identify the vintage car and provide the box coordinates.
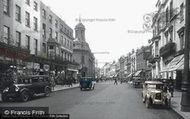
[79,77,95,91]
[2,75,51,102]
[132,77,143,88]
[142,81,171,108]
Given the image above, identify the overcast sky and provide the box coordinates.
[41,0,157,67]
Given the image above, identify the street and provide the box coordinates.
[0,82,182,119]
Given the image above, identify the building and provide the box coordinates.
[131,49,137,74]
[118,56,125,80]
[150,0,186,89]
[73,20,95,77]
[0,0,78,79]
[0,0,41,74]
[39,1,78,78]
[135,46,151,80]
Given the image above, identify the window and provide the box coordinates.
[25,11,30,27]
[34,1,38,11]
[55,32,58,40]
[169,29,173,42]
[49,15,52,24]
[42,43,46,53]
[25,0,30,5]
[55,20,58,28]
[170,0,173,19]
[49,28,52,38]
[16,31,21,47]
[26,35,30,50]
[42,23,46,38]
[67,40,69,47]
[50,45,54,49]
[82,55,85,64]
[3,0,9,15]
[3,26,9,44]
[166,7,169,24]
[16,5,21,22]
[61,36,64,45]
[42,9,46,19]
[179,32,185,50]
[180,3,184,22]
[34,17,38,31]
[34,39,38,55]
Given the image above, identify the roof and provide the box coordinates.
[144,81,163,85]
[75,22,85,28]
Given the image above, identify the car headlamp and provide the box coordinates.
[15,86,19,92]
[3,87,9,93]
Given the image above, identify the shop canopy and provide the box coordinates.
[167,54,184,72]
[161,54,190,72]
[133,70,142,77]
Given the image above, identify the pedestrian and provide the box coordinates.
[169,77,174,97]
[114,78,118,85]
[50,75,56,91]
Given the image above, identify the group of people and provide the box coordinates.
[163,77,174,97]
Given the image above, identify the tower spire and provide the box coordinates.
[79,15,82,23]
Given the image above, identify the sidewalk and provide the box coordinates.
[171,91,190,119]
[0,83,79,102]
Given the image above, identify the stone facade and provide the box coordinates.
[73,21,95,77]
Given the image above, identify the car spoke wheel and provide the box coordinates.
[44,88,51,97]
[20,91,29,102]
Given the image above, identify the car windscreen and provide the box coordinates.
[147,84,163,89]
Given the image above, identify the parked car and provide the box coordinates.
[2,75,51,102]
[79,77,95,91]
[142,81,171,108]
[132,78,143,88]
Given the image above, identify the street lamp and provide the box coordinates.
[181,0,190,112]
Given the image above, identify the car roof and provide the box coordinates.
[144,81,163,85]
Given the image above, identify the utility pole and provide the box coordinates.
[181,0,190,112]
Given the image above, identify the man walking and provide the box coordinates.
[169,77,174,97]
[114,78,118,85]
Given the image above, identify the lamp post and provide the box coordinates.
[181,0,190,112]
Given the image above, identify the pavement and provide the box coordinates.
[171,91,190,119]
[0,83,79,102]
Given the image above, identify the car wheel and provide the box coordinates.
[145,98,151,108]
[44,87,51,97]
[2,95,8,102]
[20,91,30,102]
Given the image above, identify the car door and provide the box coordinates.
[31,77,41,94]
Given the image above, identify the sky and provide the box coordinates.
[41,0,157,67]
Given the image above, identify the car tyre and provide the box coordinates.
[44,87,51,97]
[20,91,30,102]
[2,95,8,102]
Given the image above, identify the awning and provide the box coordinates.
[127,73,133,78]
[133,70,142,77]
[177,58,190,70]
[67,68,78,72]
[167,54,184,72]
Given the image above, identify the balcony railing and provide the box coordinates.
[160,42,176,57]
